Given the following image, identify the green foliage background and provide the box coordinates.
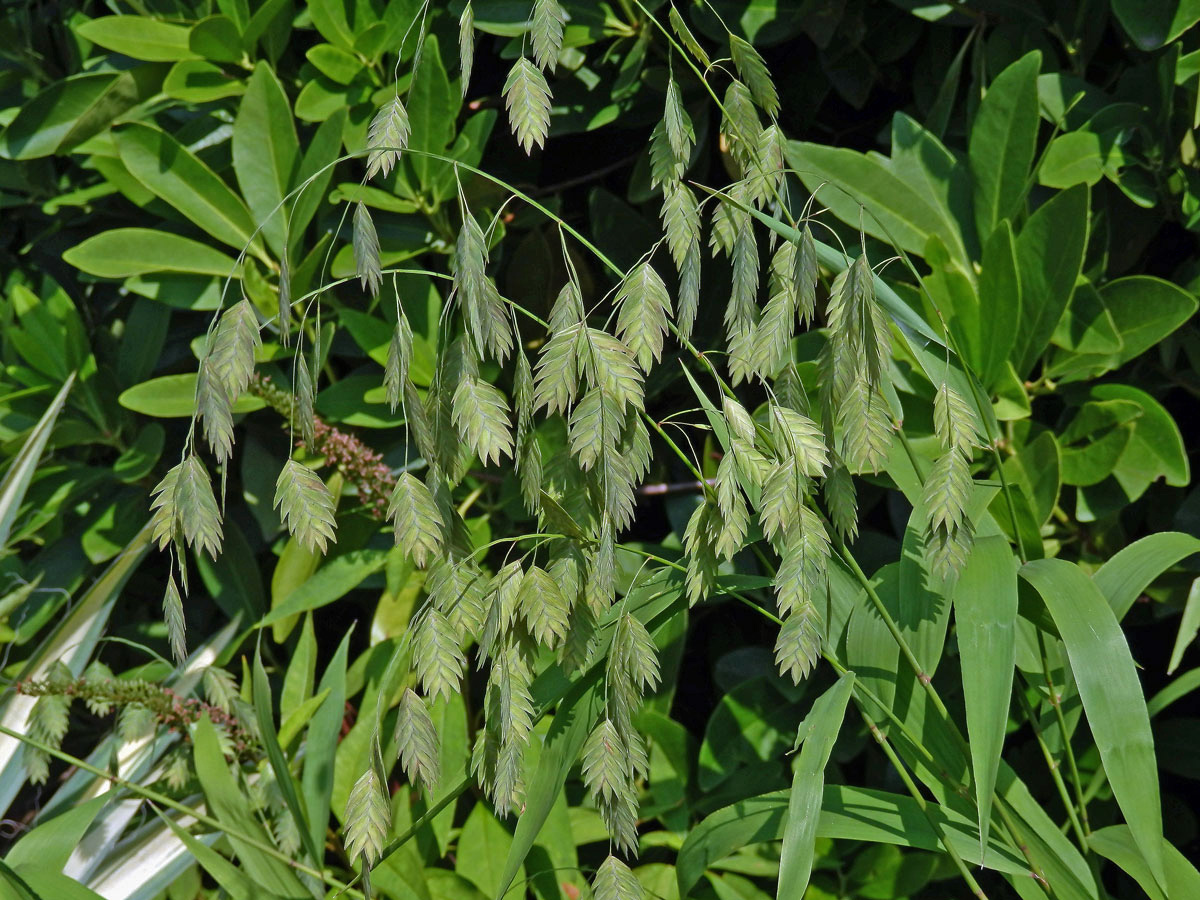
[1,1,1200,899]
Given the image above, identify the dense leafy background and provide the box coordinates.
[1,1,1200,900]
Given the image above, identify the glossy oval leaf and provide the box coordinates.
[970,51,1040,242]
[114,122,266,260]
[75,16,198,62]
[63,228,239,279]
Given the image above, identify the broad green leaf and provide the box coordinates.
[898,505,953,677]
[1020,559,1167,892]
[1059,398,1139,487]
[970,219,1021,388]
[6,795,106,871]
[697,677,800,790]
[302,629,350,862]
[63,229,239,279]
[1010,184,1090,375]
[75,16,197,61]
[259,549,387,628]
[456,804,521,900]
[4,865,105,900]
[887,112,976,259]
[1090,384,1189,500]
[408,35,458,190]
[306,43,363,83]
[114,122,267,261]
[1039,131,1108,188]
[1093,532,1200,621]
[955,535,1017,856]
[119,373,266,417]
[1111,0,1200,50]
[0,71,151,160]
[1098,277,1198,366]
[193,716,309,895]
[676,785,1029,897]
[970,51,1040,242]
[786,139,967,261]
[1050,281,1122,355]
[189,15,243,63]
[164,60,247,102]
[1089,825,1200,900]
[845,567,899,718]
[233,62,299,257]
[290,108,347,253]
[777,672,854,900]
[1005,430,1061,526]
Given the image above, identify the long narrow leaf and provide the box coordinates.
[1021,559,1167,892]
[302,628,350,862]
[1091,532,1200,620]
[252,646,321,867]
[0,373,75,548]
[955,535,1017,856]
[777,672,854,900]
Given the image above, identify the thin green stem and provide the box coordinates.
[857,704,990,899]
[1034,630,1090,835]
[1014,685,1088,850]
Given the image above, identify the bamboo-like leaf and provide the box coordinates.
[387,472,444,567]
[778,672,855,900]
[1021,558,1168,891]
[366,95,410,180]
[274,459,337,553]
[531,0,566,71]
[394,689,440,791]
[353,201,381,296]
[729,34,779,117]
[504,57,551,153]
[955,535,1017,856]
